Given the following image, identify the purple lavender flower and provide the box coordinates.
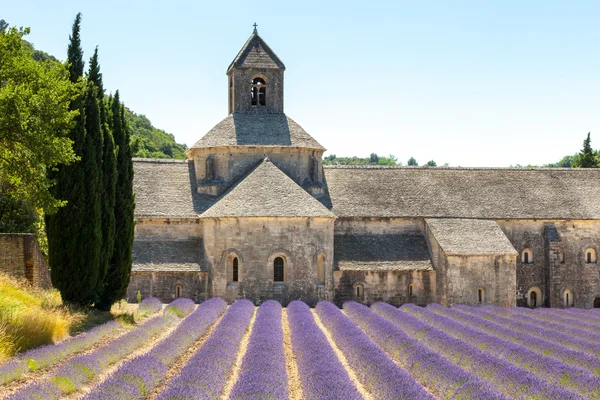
[343,301,507,399]
[372,302,582,399]
[4,381,62,400]
[156,299,254,400]
[286,300,362,400]
[419,304,600,398]
[137,297,163,317]
[83,297,227,400]
[316,301,433,400]
[163,297,195,318]
[229,300,288,400]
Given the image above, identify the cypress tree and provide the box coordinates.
[47,13,99,304]
[97,92,135,310]
[88,48,117,293]
[575,132,599,168]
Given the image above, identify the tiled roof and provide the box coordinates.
[324,166,600,219]
[425,218,517,256]
[334,234,433,271]
[189,113,324,150]
[133,159,217,218]
[227,32,285,73]
[200,158,336,219]
[132,239,205,272]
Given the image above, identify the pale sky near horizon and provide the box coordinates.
[4,1,600,167]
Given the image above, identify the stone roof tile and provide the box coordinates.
[189,113,324,150]
[132,239,205,272]
[227,32,285,72]
[324,166,600,219]
[334,234,433,271]
[425,218,517,255]
[200,158,336,219]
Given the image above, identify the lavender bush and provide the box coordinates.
[343,301,507,400]
[229,300,288,400]
[83,297,227,400]
[135,297,163,319]
[287,300,362,400]
[156,299,254,400]
[372,302,582,399]
[452,305,600,374]
[316,301,433,400]
[0,319,121,385]
[163,297,195,318]
[418,304,600,398]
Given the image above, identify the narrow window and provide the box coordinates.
[588,252,592,263]
[408,284,413,297]
[355,284,364,298]
[251,77,266,106]
[530,291,537,308]
[585,248,596,263]
[524,252,529,264]
[316,254,325,284]
[232,257,239,282]
[205,156,215,181]
[566,293,569,306]
[176,285,182,298]
[274,257,284,282]
[559,249,565,264]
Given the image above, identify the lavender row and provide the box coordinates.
[0,319,122,385]
[156,299,255,400]
[455,305,600,367]
[83,297,227,400]
[419,304,600,398]
[316,301,433,400]
[163,297,195,318]
[6,298,188,400]
[230,301,288,400]
[532,307,600,331]
[371,303,581,399]
[343,302,505,400]
[287,301,362,400]
[482,306,600,349]
[135,297,163,318]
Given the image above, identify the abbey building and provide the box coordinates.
[127,28,600,308]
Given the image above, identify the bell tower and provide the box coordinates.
[227,24,286,114]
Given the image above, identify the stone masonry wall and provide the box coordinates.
[333,269,436,306]
[126,271,209,303]
[230,68,284,113]
[0,234,51,288]
[135,218,202,239]
[203,217,334,306]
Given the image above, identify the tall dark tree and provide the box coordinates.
[46,13,98,304]
[407,157,418,166]
[88,48,117,293]
[575,132,599,168]
[97,92,134,310]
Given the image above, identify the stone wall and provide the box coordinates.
[126,271,209,303]
[189,146,323,195]
[498,220,600,308]
[135,218,202,239]
[333,269,436,306]
[203,216,334,306]
[334,217,424,235]
[229,68,284,113]
[0,233,51,288]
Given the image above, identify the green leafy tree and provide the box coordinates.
[0,26,79,214]
[426,160,437,167]
[369,153,379,164]
[97,92,135,310]
[407,157,418,166]
[573,133,598,168]
[0,19,8,33]
[88,48,117,295]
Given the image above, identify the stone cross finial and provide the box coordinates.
[253,22,258,34]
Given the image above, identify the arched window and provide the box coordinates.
[251,77,266,106]
[564,289,573,307]
[585,248,597,264]
[274,257,284,282]
[175,284,182,298]
[355,283,364,299]
[522,248,533,264]
[316,253,325,285]
[232,257,239,282]
[527,286,541,308]
[478,288,485,303]
[408,284,413,297]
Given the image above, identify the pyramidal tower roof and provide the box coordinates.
[200,158,335,219]
[227,24,286,73]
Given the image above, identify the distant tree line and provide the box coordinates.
[323,153,443,167]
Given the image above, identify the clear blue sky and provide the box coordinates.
[4,1,600,166]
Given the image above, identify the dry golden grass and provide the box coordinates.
[0,273,86,361]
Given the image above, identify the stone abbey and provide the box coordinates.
[126,27,600,308]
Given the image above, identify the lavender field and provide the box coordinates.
[1,299,600,400]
